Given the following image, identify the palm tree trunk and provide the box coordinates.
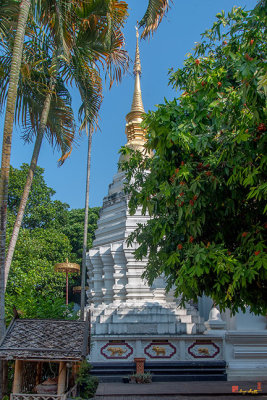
[0,2,31,396]
[5,81,56,288]
[80,124,93,321]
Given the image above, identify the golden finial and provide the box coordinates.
[119,26,153,165]
[134,24,141,76]
[122,25,147,152]
[129,24,144,114]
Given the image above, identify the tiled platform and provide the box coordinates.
[94,381,267,399]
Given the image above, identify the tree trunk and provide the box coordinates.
[0,1,31,396]
[80,124,93,320]
[4,81,55,288]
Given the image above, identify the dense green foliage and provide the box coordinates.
[5,227,74,323]
[5,164,99,323]
[61,208,99,265]
[8,164,69,229]
[121,4,267,315]
[75,360,98,399]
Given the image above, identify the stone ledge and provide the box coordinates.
[226,331,267,344]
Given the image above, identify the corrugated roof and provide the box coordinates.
[0,317,89,361]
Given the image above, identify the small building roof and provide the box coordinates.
[0,316,90,361]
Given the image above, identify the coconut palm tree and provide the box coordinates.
[4,0,130,290]
[0,0,32,345]
[0,19,76,394]
[1,35,76,285]
[0,0,79,346]
[80,123,93,321]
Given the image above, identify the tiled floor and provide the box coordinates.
[94,396,267,400]
[94,381,267,399]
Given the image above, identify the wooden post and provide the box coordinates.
[134,357,146,374]
[69,362,80,391]
[71,362,80,379]
[36,362,43,386]
[13,360,23,393]
[57,361,67,395]
[2,360,8,395]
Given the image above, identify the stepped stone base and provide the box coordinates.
[88,304,222,364]
[90,361,227,382]
[90,301,205,337]
[225,331,267,381]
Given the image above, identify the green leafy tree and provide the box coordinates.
[61,208,99,265]
[121,3,267,315]
[5,227,76,324]
[8,164,69,230]
[5,164,99,321]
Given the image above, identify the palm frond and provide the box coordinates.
[104,28,129,88]
[45,78,75,165]
[0,0,19,43]
[139,0,171,38]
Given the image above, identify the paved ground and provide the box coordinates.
[94,381,267,400]
[94,396,267,400]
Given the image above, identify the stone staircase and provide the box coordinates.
[90,361,227,382]
[91,302,205,335]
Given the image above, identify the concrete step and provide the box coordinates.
[111,314,184,323]
[115,307,189,316]
[93,381,267,400]
[90,361,227,383]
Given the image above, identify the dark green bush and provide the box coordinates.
[75,360,98,399]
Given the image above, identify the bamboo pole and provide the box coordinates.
[36,362,43,386]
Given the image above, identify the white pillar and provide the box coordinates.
[86,253,94,305]
[123,243,154,303]
[111,242,127,303]
[100,246,115,304]
[152,276,167,303]
[90,249,104,305]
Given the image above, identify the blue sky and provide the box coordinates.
[0,0,257,210]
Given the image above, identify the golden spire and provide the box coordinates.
[130,26,144,113]
[125,25,146,148]
[133,25,141,75]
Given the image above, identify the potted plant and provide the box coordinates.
[127,374,136,384]
[128,372,152,384]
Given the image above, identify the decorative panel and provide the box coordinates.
[101,341,133,359]
[144,341,176,359]
[187,340,220,359]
